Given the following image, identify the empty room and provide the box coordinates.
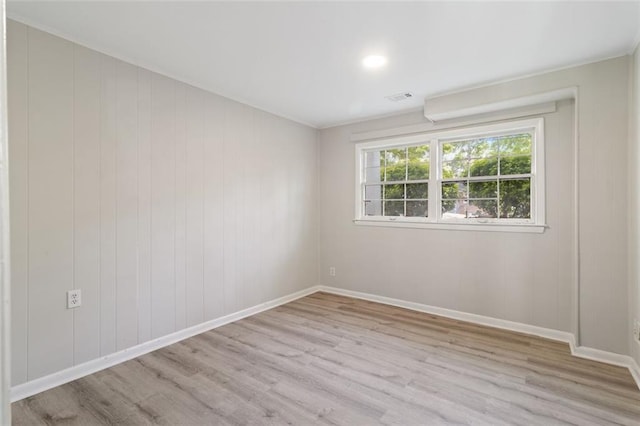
[1,0,640,424]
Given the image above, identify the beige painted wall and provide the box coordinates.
[629,45,640,365]
[7,20,319,385]
[319,57,630,355]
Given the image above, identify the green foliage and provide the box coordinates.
[385,184,404,199]
[376,145,430,183]
[366,135,532,218]
[499,179,531,218]
[406,183,428,199]
[469,156,530,177]
[440,134,532,219]
[442,182,464,199]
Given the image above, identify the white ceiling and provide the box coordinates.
[7,1,640,128]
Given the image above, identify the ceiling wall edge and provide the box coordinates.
[6,13,320,130]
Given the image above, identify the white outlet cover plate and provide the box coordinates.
[67,289,82,309]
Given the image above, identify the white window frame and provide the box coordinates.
[354,117,546,233]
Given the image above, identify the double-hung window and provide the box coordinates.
[355,118,545,232]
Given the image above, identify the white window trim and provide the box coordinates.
[354,117,546,233]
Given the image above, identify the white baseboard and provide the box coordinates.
[569,345,634,368]
[316,286,575,343]
[10,285,322,402]
[11,284,640,401]
[317,285,640,390]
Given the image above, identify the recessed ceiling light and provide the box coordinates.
[362,55,387,69]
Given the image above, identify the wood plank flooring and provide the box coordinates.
[12,292,640,425]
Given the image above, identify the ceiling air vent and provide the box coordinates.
[385,92,413,102]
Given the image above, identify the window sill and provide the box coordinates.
[353,219,547,233]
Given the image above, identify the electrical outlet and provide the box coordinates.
[67,289,81,309]
[329,267,336,277]
[634,319,640,342]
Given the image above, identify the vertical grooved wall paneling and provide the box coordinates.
[73,45,101,364]
[27,27,75,380]
[203,95,225,321]
[174,83,187,331]
[115,61,139,351]
[137,68,152,344]
[7,20,28,385]
[7,21,319,386]
[184,86,204,327]
[99,54,117,356]
[150,73,176,339]
[223,102,242,315]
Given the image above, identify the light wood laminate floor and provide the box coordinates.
[12,292,640,425]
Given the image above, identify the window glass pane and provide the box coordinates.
[406,183,428,199]
[468,200,498,218]
[384,148,407,181]
[407,145,430,180]
[470,138,498,158]
[442,200,466,218]
[469,157,498,177]
[384,184,404,199]
[469,180,497,199]
[406,200,428,217]
[385,148,405,165]
[364,200,382,216]
[500,155,531,175]
[384,200,404,216]
[364,184,383,200]
[441,160,468,179]
[442,181,466,199]
[499,178,531,218]
[498,133,532,156]
[442,140,469,161]
[384,163,406,181]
